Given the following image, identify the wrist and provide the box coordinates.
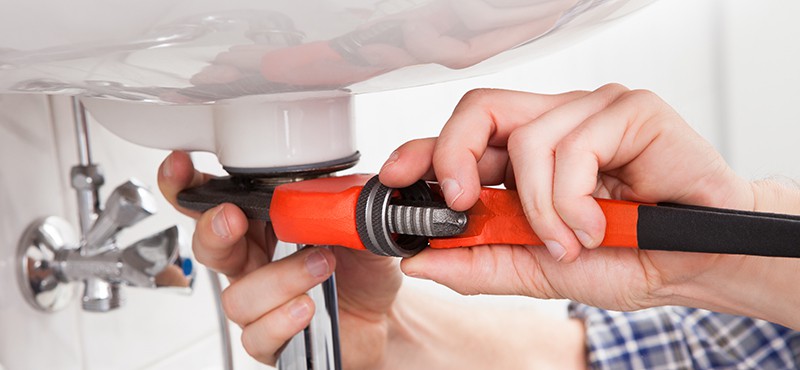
[750,177,800,214]
[667,177,800,329]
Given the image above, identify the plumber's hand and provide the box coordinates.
[379,84,757,312]
[158,152,401,369]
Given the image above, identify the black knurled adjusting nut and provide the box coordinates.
[355,175,432,257]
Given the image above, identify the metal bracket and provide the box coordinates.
[17,217,78,312]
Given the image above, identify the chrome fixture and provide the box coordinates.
[17,97,195,313]
[274,242,341,370]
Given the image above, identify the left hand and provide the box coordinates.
[157,152,403,369]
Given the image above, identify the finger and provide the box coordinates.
[507,84,629,262]
[240,294,315,366]
[379,138,437,188]
[380,138,510,188]
[157,151,211,218]
[400,245,561,298]
[192,203,255,278]
[433,88,588,210]
[552,90,668,247]
[222,246,334,326]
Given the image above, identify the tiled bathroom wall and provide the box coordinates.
[0,94,268,370]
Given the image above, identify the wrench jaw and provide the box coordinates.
[178,174,469,257]
[354,176,469,258]
[355,176,433,257]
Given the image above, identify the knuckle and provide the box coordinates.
[406,137,435,148]
[271,278,295,300]
[551,196,582,223]
[220,287,243,323]
[554,132,592,163]
[551,193,574,209]
[596,82,630,95]
[506,125,539,151]
[506,128,524,149]
[272,266,310,302]
[190,234,212,265]
[431,145,451,164]
[555,130,586,153]
[521,196,553,224]
[459,88,497,106]
[240,330,268,362]
[622,89,662,106]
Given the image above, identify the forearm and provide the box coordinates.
[384,286,586,369]
[671,179,800,330]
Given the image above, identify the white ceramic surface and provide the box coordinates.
[0,0,655,101]
[0,0,654,168]
[83,92,356,169]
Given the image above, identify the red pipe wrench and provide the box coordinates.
[257,174,800,258]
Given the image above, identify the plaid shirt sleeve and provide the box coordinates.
[568,303,800,370]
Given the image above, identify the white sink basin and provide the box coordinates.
[0,0,654,168]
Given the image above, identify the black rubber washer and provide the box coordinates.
[355,176,432,257]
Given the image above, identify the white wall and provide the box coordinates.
[720,1,800,180]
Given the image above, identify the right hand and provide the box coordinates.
[379,85,758,312]
[157,152,402,369]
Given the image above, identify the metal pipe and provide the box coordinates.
[72,97,91,166]
[275,243,341,370]
[69,96,117,311]
[209,269,234,370]
[70,96,100,236]
[321,274,342,369]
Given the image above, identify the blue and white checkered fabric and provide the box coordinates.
[568,303,800,369]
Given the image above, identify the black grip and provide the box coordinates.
[637,204,800,258]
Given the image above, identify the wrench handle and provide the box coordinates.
[430,187,800,258]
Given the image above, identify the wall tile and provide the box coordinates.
[0,95,84,370]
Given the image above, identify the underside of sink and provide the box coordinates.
[0,0,655,103]
[1,0,655,168]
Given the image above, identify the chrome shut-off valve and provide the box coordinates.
[18,179,195,312]
[17,98,196,312]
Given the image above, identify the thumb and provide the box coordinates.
[400,246,557,298]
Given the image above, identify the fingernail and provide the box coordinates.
[440,178,464,207]
[381,151,399,169]
[574,230,595,248]
[305,250,330,278]
[162,154,174,178]
[543,240,567,262]
[289,299,311,320]
[211,206,231,239]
